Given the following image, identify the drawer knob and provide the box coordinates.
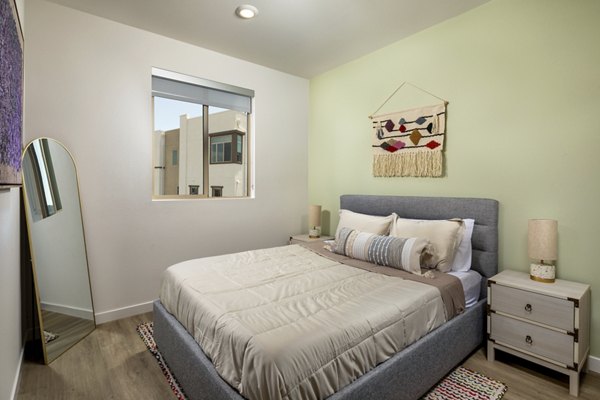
[525,335,533,345]
[524,303,532,312]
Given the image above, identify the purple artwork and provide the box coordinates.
[0,0,23,185]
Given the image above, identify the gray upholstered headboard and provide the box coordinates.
[340,195,499,297]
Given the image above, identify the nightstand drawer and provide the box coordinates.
[490,313,574,366]
[490,284,574,331]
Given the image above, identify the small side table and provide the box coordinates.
[289,234,334,245]
[487,269,591,396]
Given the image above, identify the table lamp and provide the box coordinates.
[309,205,322,238]
[528,219,558,283]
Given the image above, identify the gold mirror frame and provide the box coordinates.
[21,137,96,364]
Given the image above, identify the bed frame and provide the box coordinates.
[153,194,499,400]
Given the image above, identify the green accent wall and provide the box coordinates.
[309,0,600,356]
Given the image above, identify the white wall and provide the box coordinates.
[0,188,22,400]
[24,0,309,321]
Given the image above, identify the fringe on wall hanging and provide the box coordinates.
[370,82,447,177]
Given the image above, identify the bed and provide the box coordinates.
[153,194,499,400]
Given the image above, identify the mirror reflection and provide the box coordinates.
[22,138,95,364]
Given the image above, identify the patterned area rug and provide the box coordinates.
[422,366,507,400]
[137,322,507,400]
[136,322,187,400]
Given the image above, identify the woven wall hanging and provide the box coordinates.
[370,82,447,177]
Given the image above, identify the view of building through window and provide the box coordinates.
[151,69,253,198]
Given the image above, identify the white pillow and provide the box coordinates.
[390,217,465,273]
[335,209,396,237]
[451,219,475,272]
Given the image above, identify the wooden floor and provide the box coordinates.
[18,312,172,400]
[17,312,600,399]
[463,349,600,400]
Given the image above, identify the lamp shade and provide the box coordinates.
[528,219,558,261]
[309,205,321,228]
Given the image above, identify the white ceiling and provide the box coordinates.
[46,0,490,78]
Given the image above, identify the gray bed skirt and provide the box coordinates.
[154,299,485,400]
[153,194,498,400]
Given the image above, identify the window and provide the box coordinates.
[22,138,63,221]
[211,186,223,197]
[209,131,244,164]
[152,68,254,198]
[171,150,178,166]
[210,134,232,163]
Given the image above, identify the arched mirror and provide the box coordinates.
[21,138,95,364]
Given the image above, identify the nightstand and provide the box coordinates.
[487,270,591,396]
[289,234,334,245]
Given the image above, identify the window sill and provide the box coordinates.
[151,195,254,202]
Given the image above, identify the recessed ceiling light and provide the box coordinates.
[235,5,258,19]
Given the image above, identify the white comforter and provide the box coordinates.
[160,245,446,400]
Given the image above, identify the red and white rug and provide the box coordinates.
[136,322,186,400]
[422,366,507,400]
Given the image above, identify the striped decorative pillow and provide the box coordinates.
[334,228,432,275]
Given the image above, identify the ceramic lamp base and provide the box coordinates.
[308,228,321,239]
[530,263,555,283]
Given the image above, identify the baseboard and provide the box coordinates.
[94,300,155,324]
[40,301,94,320]
[11,346,24,400]
[588,354,600,374]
